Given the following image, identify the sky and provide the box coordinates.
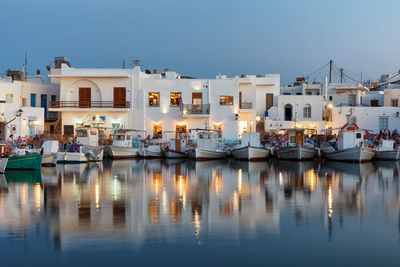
[1,0,400,84]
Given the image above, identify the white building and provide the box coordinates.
[50,64,280,140]
[0,71,60,141]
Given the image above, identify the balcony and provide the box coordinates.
[182,104,210,117]
[48,101,131,111]
[239,102,253,110]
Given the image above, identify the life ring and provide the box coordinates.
[72,145,79,152]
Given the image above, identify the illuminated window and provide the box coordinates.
[5,94,13,103]
[170,92,181,106]
[148,92,160,106]
[220,96,233,105]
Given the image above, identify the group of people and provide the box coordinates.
[6,134,41,149]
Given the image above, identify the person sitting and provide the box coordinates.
[6,134,14,147]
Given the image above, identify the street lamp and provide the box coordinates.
[0,113,5,123]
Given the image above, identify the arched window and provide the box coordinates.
[303,104,311,118]
[284,104,292,121]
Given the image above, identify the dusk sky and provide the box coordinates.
[1,0,400,84]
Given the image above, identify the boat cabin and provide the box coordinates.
[287,129,304,147]
[337,122,365,150]
[378,139,396,152]
[241,132,261,147]
[76,128,99,146]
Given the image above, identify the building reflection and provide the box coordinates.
[0,158,398,250]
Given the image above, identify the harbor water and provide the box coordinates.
[0,159,399,266]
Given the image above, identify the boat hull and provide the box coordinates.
[138,149,162,158]
[374,149,400,161]
[110,146,139,159]
[325,146,376,162]
[6,154,43,170]
[232,146,270,161]
[0,155,8,173]
[56,152,88,163]
[42,153,57,166]
[164,150,187,158]
[189,148,226,160]
[276,146,317,161]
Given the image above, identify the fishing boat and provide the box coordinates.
[275,129,317,160]
[138,144,163,158]
[324,122,376,162]
[76,127,104,161]
[232,132,270,161]
[374,139,400,161]
[187,129,226,160]
[6,150,43,170]
[162,139,187,158]
[41,140,59,166]
[57,144,88,163]
[109,130,142,159]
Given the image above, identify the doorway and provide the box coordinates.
[192,93,202,105]
[114,87,126,108]
[175,124,187,139]
[284,104,292,121]
[153,123,162,139]
[266,93,273,110]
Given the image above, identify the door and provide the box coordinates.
[239,92,242,108]
[192,93,202,105]
[295,130,304,147]
[64,125,74,136]
[284,104,292,121]
[175,125,187,139]
[31,94,36,107]
[114,87,126,108]
[28,126,35,138]
[41,94,47,119]
[79,88,91,108]
[266,94,273,110]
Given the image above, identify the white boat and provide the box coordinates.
[110,131,142,159]
[57,144,88,163]
[163,139,187,158]
[275,129,317,160]
[75,128,104,162]
[187,129,226,160]
[374,139,399,161]
[138,145,162,158]
[41,140,59,166]
[232,133,270,161]
[324,122,376,162]
[0,145,8,174]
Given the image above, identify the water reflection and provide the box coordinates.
[0,159,400,262]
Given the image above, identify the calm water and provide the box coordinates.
[0,159,399,266]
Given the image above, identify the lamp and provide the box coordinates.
[0,113,5,123]
[235,113,239,120]
[16,109,23,117]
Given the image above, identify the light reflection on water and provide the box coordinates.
[0,159,399,266]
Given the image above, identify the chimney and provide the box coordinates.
[36,70,41,76]
[153,69,158,74]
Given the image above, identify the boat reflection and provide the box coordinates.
[0,159,398,251]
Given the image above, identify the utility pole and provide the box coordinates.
[340,68,343,83]
[122,60,126,69]
[329,60,333,84]
[24,52,28,76]
[360,71,363,84]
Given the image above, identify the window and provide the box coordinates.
[5,94,13,103]
[347,116,356,124]
[391,99,399,107]
[219,96,233,105]
[22,98,26,106]
[371,99,379,107]
[31,94,36,107]
[356,133,362,139]
[379,117,388,130]
[348,95,356,106]
[170,92,181,106]
[148,92,160,106]
[303,104,311,118]
[329,96,333,101]
[306,92,312,95]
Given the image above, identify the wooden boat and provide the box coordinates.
[324,122,376,163]
[110,130,142,159]
[138,145,162,158]
[232,133,270,161]
[0,145,9,174]
[41,140,59,166]
[187,129,226,160]
[6,152,43,170]
[163,139,187,158]
[374,139,400,161]
[275,129,317,160]
[57,144,88,163]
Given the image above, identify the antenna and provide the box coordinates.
[24,52,27,75]
[122,60,126,69]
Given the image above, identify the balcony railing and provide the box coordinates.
[49,101,130,109]
[182,104,210,115]
[240,102,253,109]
